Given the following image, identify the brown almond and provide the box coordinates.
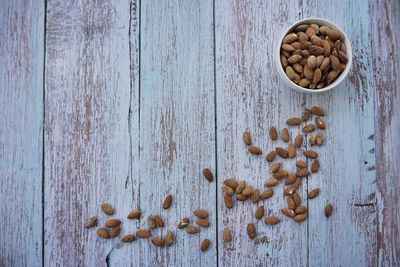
[285,173,297,185]
[299,78,312,87]
[202,168,213,183]
[281,208,296,218]
[327,70,340,84]
[246,223,256,239]
[310,35,322,46]
[326,29,341,40]
[104,219,121,228]
[309,45,324,56]
[110,226,121,238]
[261,189,274,199]
[274,169,288,180]
[303,150,318,159]
[154,215,164,228]
[251,189,261,204]
[193,210,209,219]
[269,127,278,141]
[330,55,341,70]
[127,210,141,220]
[303,65,314,80]
[282,33,298,44]
[178,217,190,229]
[308,188,320,199]
[100,203,115,216]
[300,40,312,50]
[186,226,199,234]
[302,50,311,58]
[315,117,326,129]
[302,108,311,121]
[281,54,288,68]
[200,239,210,252]
[302,124,315,133]
[264,178,279,187]
[294,213,307,222]
[291,41,301,50]
[236,193,248,201]
[276,147,289,158]
[284,187,296,196]
[316,82,325,89]
[311,159,320,173]
[282,50,291,58]
[136,229,151,238]
[196,218,210,228]
[293,192,301,206]
[97,228,111,239]
[288,143,296,158]
[147,216,156,229]
[297,169,310,177]
[235,180,245,193]
[306,27,316,37]
[248,145,262,155]
[316,55,324,67]
[264,216,280,225]
[165,230,174,247]
[242,186,254,196]
[294,134,304,148]
[307,55,317,70]
[269,162,281,173]
[316,132,324,146]
[296,160,307,168]
[287,197,296,209]
[224,178,238,189]
[309,82,317,89]
[295,206,308,215]
[281,43,296,52]
[325,204,333,217]
[222,185,235,195]
[281,128,290,142]
[319,25,329,35]
[293,63,303,73]
[243,131,252,146]
[122,234,136,243]
[163,194,173,209]
[309,135,316,146]
[313,68,322,84]
[266,151,277,162]
[288,54,302,64]
[151,236,164,247]
[293,178,302,188]
[223,228,232,242]
[286,66,301,82]
[224,194,234,209]
[255,206,265,220]
[320,56,330,71]
[287,117,302,126]
[295,24,309,32]
[84,217,97,228]
[298,31,309,42]
[338,50,348,63]
[321,40,331,57]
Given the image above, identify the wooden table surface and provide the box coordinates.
[1,0,399,266]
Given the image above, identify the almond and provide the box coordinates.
[293,192,301,206]
[302,124,315,133]
[100,203,114,216]
[310,35,322,46]
[285,173,297,185]
[293,178,302,188]
[264,178,279,187]
[296,160,307,168]
[330,55,341,70]
[281,128,290,142]
[316,55,324,67]
[308,188,320,199]
[303,65,314,79]
[193,210,209,219]
[281,54,288,68]
[315,117,326,129]
[309,135,316,146]
[288,143,296,158]
[165,230,174,247]
[294,213,307,222]
[97,228,111,239]
[104,219,121,228]
[127,210,141,220]
[319,25,329,35]
[247,223,256,239]
[147,216,156,229]
[264,216,280,225]
[306,27,316,37]
[287,197,296,209]
[222,185,235,195]
[251,189,261,204]
[269,162,281,173]
[84,217,97,228]
[327,70,340,84]
[296,169,310,177]
[200,239,210,252]
[309,45,324,56]
[248,145,262,155]
[307,55,317,70]
[326,29,341,40]
[243,131,252,146]
[224,194,234,209]
[235,180,245,193]
[284,187,296,196]
[313,68,322,84]
[242,186,254,196]
[311,159,320,173]
[303,150,318,159]
[276,147,289,158]
[196,218,210,228]
[301,109,311,121]
[299,78,312,87]
[136,229,151,238]
[274,169,288,180]
[293,63,303,73]
[122,234,136,242]
[178,217,190,229]
[295,206,308,214]
[287,117,301,126]
[162,194,173,209]
[320,56,330,71]
[223,228,232,242]
[316,132,324,146]
[294,134,304,148]
[338,50,348,63]
[154,215,164,228]
[324,204,333,217]
[291,42,301,50]
[261,189,274,199]
[236,193,248,201]
[300,41,312,50]
[286,66,301,82]
[269,127,278,140]
[298,31,309,42]
[202,168,213,183]
[224,178,238,189]
[151,236,164,247]
[288,54,302,64]
[295,24,309,32]
[321,40,331,56]
[281,43,296,52]
[110,226,121,238]
[186,226,199,234]
[282,33,298,44]
[266,151,276,162]
[281,208,296,218]
[255,206,265,220]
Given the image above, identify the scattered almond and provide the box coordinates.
[255,206,265,220]
[294,134,304,148]
[147,216,156,229]
[308,188,320,199]
[276,147,289,158]
[243,131,252,146]
[311,159,320,172]
[223,228,233,242]
[296,160,307,168]
[287,197,296,209]
[196,218,210,228]
[100,203,114,216]
[266,151,277,162]
[84,217,97,228]
[285,173,297,185]
[294,213,307,222]
[224,194,234,209]
[287,117,302,126]
[122,234,136,243]
[310,106,325,116]
[165,230,174,247]
[222,185,235,195]
[264,216,280,225]
[193,210,209,219]
[136,229,151,238]
[261,189,274,199]
[104,219,121,228]
[251,189,261,204]
[235,180,245,194]
[202,168,214,183]
[324,204,333,217]
[303,150,318,159]
[296,169,310,177]
[110,226,121,238]
[288,143,296,158]
[274,169,288,180]
[302,124,315,133]
[269,162,281,173]
[264,178,279,187]
[224,178,238,189]
[200,239,210,252]
[127,210,141,220]
[154,215,164,228]
[178,217,190,229]
[315,117,326,129]
[295,206,308,215]
[269,127,278,141]
[151,236,164,247]
[186,226,199,234]
[248,145,262,155]
[97,228,111,239]
[242,186,254,196]
[247,223,256,239]
[281,208,296,218]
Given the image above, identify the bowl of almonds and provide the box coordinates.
[276,18,352,93]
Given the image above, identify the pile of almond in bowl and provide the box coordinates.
[280,23,348,89]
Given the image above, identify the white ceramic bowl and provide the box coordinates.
[276,18,352,93]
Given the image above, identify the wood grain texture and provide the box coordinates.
[216,1,308,266]
[302,0,378,266]
[370,0,400,266]
[0,1,44,266]
[137,0,217,266]
[44,0,137,266]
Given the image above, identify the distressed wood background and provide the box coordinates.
[1,0,399,266]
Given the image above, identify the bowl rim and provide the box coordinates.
[276,17,352,93]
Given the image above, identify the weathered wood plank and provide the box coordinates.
[138,0,216,266]
[0,1,44,266]
[370,0,400,266]
[44,0,137,266]
[302,0,377,266]
[215,1,309,266]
